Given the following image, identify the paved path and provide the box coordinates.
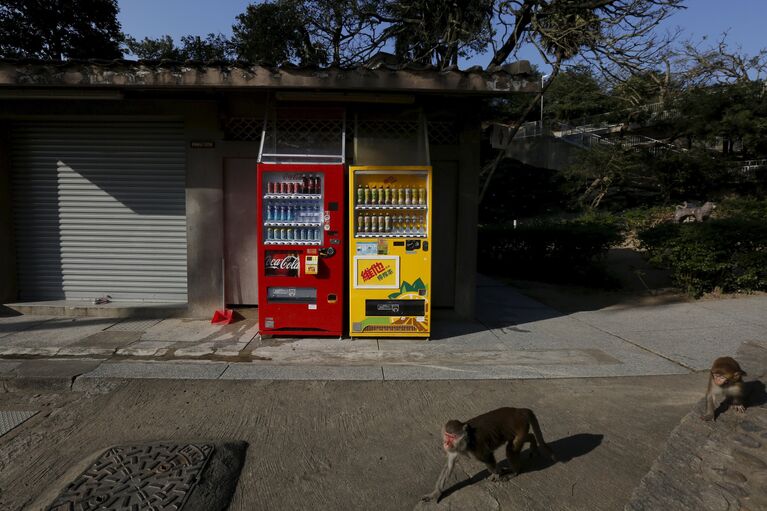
[0,375,704,511]
[1,277,766,383]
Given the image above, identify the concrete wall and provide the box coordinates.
[0,127,17,303]
[184,103,225,317]
[454,114,481,320]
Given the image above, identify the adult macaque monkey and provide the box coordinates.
[422,407,557,502]
[701,357,747,421]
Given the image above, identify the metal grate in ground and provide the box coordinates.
[0,410,38,437]
[104,318,162,332]
[48,443,214,510]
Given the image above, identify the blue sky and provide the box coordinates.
[118,0,765,69]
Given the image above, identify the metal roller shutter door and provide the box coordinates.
[10,121,187,302]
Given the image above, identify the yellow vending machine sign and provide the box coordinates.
[348,166,432,337]
[354,256,399,289]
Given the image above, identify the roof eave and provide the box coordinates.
[0,62,539,96]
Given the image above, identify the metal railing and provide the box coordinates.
[739,159,767,173]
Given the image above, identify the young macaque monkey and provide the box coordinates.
[422,407,557,503]
[701,356,747,421]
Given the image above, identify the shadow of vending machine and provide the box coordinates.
[256,109,345,337]
[348,165,432,337]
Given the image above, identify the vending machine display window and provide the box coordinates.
[352,170,429,239]
[262,172,325,246]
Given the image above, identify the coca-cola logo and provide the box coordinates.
[265,254,299,269]
[265,251,300,277]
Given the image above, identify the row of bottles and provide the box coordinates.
[266,227,322,242]
[356,213,426,235]
[266,203,321,222]
[266,175,321,195]
[356,185,426,206]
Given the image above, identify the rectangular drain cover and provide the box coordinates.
[0,410,37,437]
[48,443,214,511]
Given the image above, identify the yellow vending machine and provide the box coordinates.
[348,165,432,337]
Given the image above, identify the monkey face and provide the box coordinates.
[442,420,468,452]
[713,373,729,386]
[442,431,467,452]
[443,431,460,449]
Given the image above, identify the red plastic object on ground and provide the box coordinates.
[210,309,234,325]
[257,163,345,336]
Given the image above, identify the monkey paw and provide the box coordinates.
[700,413,715,422]
[421,493,439,503]
[734,405,746,413]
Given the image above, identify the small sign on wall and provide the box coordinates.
[190,141,215,149]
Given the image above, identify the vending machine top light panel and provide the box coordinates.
[259,107,346,165]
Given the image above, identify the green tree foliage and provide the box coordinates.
[0,0,122,60]
[544,65,618,122]
[124,33,232,61]
[671,81,767,157]
[303,0,383,66]
[231,1,326,66]
[564,145,730,210]
[124,35,181,61]
[639,219,767,296]
[610,69,673,107]
[179,34,232,61]
[382,0,494,67]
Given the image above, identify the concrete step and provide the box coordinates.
[4,300,187,319]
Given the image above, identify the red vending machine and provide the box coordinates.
[256,163,345,336]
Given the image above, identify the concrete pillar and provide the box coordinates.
[0,127,17,303]
[454,113,480,320]
[184,102,225,317]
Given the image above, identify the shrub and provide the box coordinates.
[715,197,767,220]
[638,219,767,297]
[477,218,623,287]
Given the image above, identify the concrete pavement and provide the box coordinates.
[0,374,706,511]
[2,277,766,510]
[1,276,766,385]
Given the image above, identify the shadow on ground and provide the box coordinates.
[747,380,767,407]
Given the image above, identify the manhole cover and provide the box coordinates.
[0,410,37,437]
[48,443,214,511]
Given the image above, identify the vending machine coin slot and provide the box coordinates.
[423,241,429,251]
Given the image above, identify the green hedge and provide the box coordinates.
[639,219,767,297]
[478,219,622,287]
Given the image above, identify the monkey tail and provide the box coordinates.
[529,411,558,462]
